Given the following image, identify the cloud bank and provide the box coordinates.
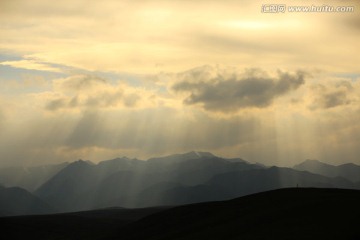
[173,70,305,112]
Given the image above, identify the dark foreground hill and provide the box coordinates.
[1,188,360,240]
[0,206,169,240]
[119,188,360,240]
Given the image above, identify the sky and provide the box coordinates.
[0,0,359,167]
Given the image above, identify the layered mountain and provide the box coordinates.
[2,152,360,215]
[34,152,359,213]
[150,166,356,206]
[0,162,68,191]
[294,159,360,182]
[0,186,54,216]
[35,160,99,211]
[35,152,262,211]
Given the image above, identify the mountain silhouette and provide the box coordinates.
[2,188,359,240]
[34,152,263,211]
[0,162,68,191]
[119,188,360,240]
[0,186,54,216]
[156,166,355,205]
[35,160,98,211]
[1,152,360,215]
[0,206,169,239]
[294,159,360,182]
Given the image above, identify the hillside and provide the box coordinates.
[1,188,359,240]
[119,188,360,240]
[0,206,169,240]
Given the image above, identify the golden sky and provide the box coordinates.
[0,0,359,166]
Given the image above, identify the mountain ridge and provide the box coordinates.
[1,152,360,216]
[294,159,360,182]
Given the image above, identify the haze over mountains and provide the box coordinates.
[0,162,69,191]
[0,151,359,216]
[0,186,54,216]
[294,159,360,182]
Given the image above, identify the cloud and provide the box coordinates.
[45,98,68,111]
[0,59,62,73]
[173,69,305,112]
[318,91,349,109]
[55,74,108,93]
[123,94,141,107]
[1,0,359,74]
[310,81,353,109]
[1,66,360,167]
[0,75,50,93]
[1,0,360,168]
[45,74,142,111]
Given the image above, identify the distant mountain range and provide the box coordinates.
[0,162,68,191]
[0,152,359,216]
[0,186,53,216]
[294,159,360,182]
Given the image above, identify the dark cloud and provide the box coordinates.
[173,70,305,112]
[320,91,350,109]
[45,98,67,111]
[311,81,352,109]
